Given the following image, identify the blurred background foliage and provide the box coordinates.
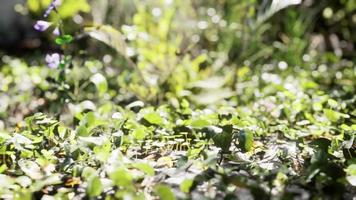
[0,0,355,125]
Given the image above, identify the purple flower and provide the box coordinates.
[53,27,60,36]
[52,0,62,7]
[45,53,61,69]
[44,0,62,17]
[34,20,51,32]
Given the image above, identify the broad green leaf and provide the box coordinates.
[27,0,42,12]
[237,129,254,152]
[154,184,176,200]
[191,88,234,105]
[0,175,14,188]
[77,125,89,137]
[18,160,43,180]
[0,131,11,140]
[270,0,302,12]
[327,99,338,108]
[16,176,32,188]
[0,164,7,174]
[180,179,193,193]
[76,112,107,137]
[212,125,234,152]
[110,168,133,188]
[93,142,111,162]
[323,109,349,122]
[81,167,98,180]
[190,119,211,129]
[57,125,67,139]
[30,174,62,192]
[90,73,108,97]
[87,175,103,197]
[143,112,163,125]
[58,0,90,18]
[28,0,90,18]
[84,25,127,56]
[189,76,226,89]
[79,136,107,146]
[345,164,356,186]
[312,102,323,111]
[84,112,98,128]
[132,126,147,140]
[131,163,155,176]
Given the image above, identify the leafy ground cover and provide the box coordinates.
[0,0,356,199]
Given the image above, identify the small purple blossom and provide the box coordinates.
[34,20,51,32]
[44,0,62,18]
[53,27,60,36]
[52,0,62,7]
[45,53,61,69]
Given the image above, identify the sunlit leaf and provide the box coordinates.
[190,119,211,129]
[270,0,302,12]
[84,25,127,56]
[132,126,147,140]
[131,163,155,176]
[58,0,91,18]
[324,109,349,122]
[345,164,356,186]
[110,168,133,188]
[143,112,163,125]
[18,160,43,180]
[87,175,103,197]
[180,179,193,193]
[154,184,176,200]
[90,73,108,97]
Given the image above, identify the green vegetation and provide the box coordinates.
[0,0,355,199]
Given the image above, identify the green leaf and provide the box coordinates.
[110,168,133,188]
[79,136,107,146]
[58,0,91,18]
[237,129,254,152]
[327,99,338,108]
[84,25,127,56]
[90,73,108,97]
[77,125,88,137]
[143,112,163,125]
[190,119,210,128]
[76,112,107,137]
[323,109,349,122]
[132,126,147,140]
[0,131,11,140]
[28,0,90,18]
[154,184,176,200]
[55,35,73,45]
[0,164,7,174]
[131,163,155,176]
[211,125,234,152]
[345,164,356,186]
[81,167,98,180]
[27,0,41,12]
[57,125,67,139]
[87,175,103,197]
[0,175,14,188]
[180,179,193,193]
[18,160,43,180]
[191,88,234,105]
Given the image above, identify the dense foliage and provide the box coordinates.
[0,0,355,199]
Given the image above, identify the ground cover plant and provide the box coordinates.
[0,0,355,199]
